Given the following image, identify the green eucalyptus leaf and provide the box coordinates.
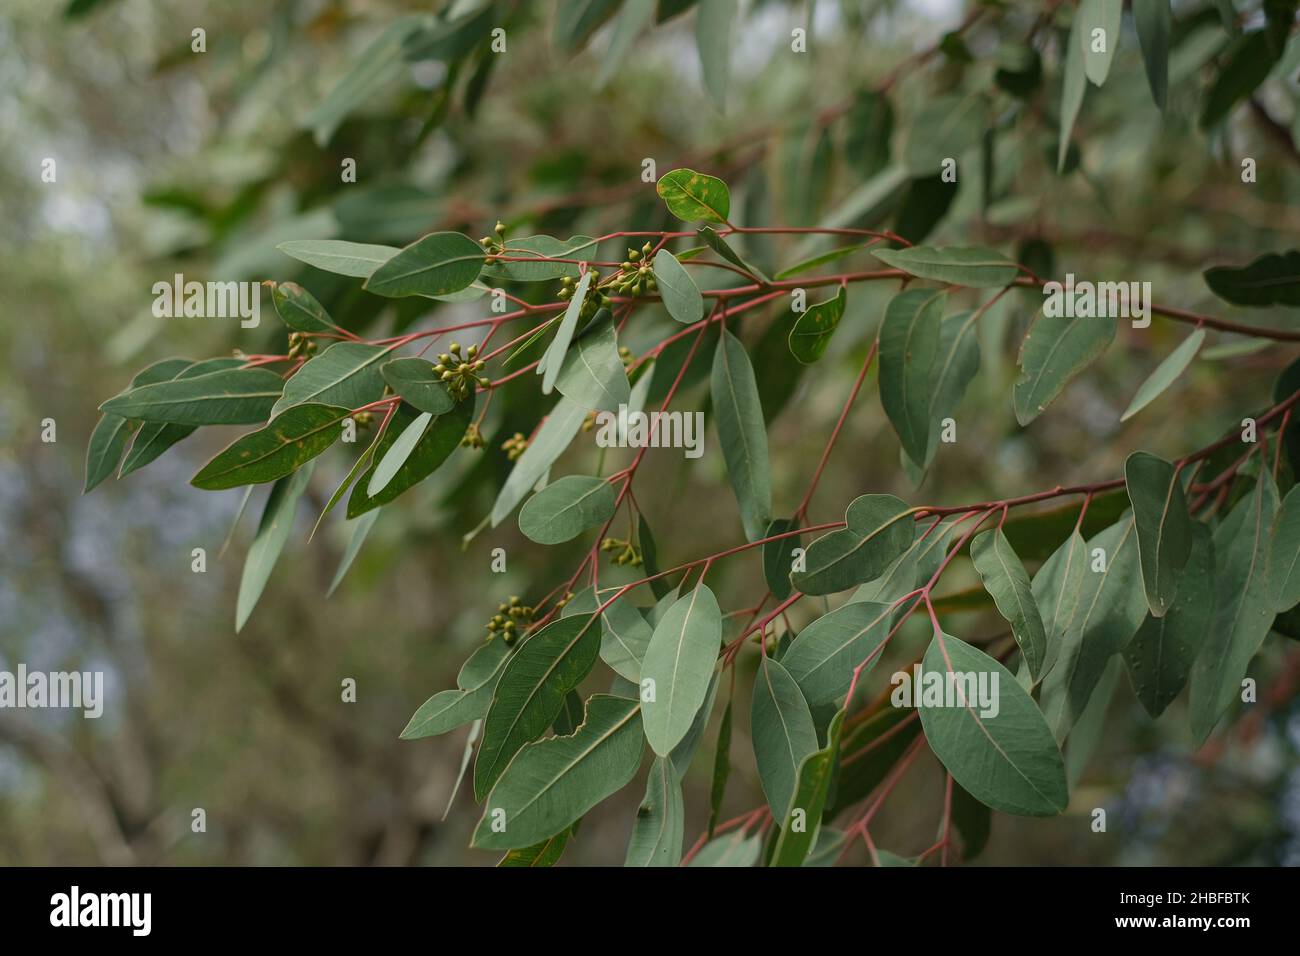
[272,342,393,417]
[625,755,684,867]
[1121,328,1204,422]
[711,327,773,542]
[641,584,722,756]
[1268,486,1300,612]
[1013,311,1116,426]
[751,655,818,819]
[519,475,616,545]
[277,240,398,277]
[874,246,1018,288]
[788,286,847,364]
[971,529,1047,679]
[101,367,284,426]
[193,403,351,491]
[781,602,892,705]
[380,358,456,415]
[236,462,314,632]
[1125,451,1194,617]
[363,231,485,298]
[879,289,944,466]
[653,249,704,325]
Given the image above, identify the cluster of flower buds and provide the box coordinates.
[433,342,487,401]
[600,536,643,567]
[460,422,485,449]
[287,331,318,360]
[553,590,575,612]
[486,595,534,645]
[618,344,634,371]
[611,243,658,296]
[480,221,507,264]
[501,431,528,461]
[352,411,374,428]
[557,272,612,322]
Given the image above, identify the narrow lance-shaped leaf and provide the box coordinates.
[624,755,684,867]
[474,612,604,799]
[921,310,981,468]
[971,528,1047,679]
[193,404,351,491]
[771,709,845,867]
[481,235,598,282]
[1268,486,1300,612]
[473,695,644,851]
[751,655,819,819]
[271,281,340,334]
[346,399,471,517]
[1079,0,1122,86]
[276,239,398,278]
[711,327,773,542]
[85,357,193,492]
[873,246,1018,288]
[362,231,485,298]
[401,638,513,739]
[695,0,736,111]
[101,367,284,426]
[1133,0,1172,110]
[518,475,616,545]
[1123,523,1215,718]
[918,632,1068,816]
[1059,11,1087,171]
[1190,470,1279,743]
[879,289,944,466]
[599,599,653,683]
[272,342,394,418]
[236,462,314,632]
[641,584,722,756]
[762,518,799,601]
[120,357,246,478]
[367,411,432,497]
[1121,328,1204,422]
[1125,451,1193,617]
[554,310,631,412]
[540,269,592,395]
[490,397,587,526]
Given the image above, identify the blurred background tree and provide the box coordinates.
[2,0,1299,865]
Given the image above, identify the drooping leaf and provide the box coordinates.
[656,168,731,223]
[641,584,722,756]
[554,311,632,412]
[708,696,733,835]
[236,462,314,632]
[1125,451,1194,617]
[327,508,378,597]
[771,709,845,867]
[1203,251,1300,307]
[498,827,572,868]
[950,782,992,860]
[1058,11,1087,172]
[380,358,456,415]
[879,289,945,466]
[762,517,799,601]
[120,358,247,478]
[346,399,470,517]
[971,528,1047,679]
[1120,328,1204,422]
[474,612,604,799]
[780,602,892,705]
[367,411,432,496]
[271,342,393,417]
[653,249,704,325]
[101,367,285,426]
[711,327,773,542]
[697,226,769,282]
[750,655,818,819]
[1268,486,1300,612]
[1078,0,1122,86]
[540,271,592,395]
[919,310,981,469]
[919,632,1068,816]
[84,357,193,491]
[695,0,736,110]
[1013,311,1116,426]
[277,239,398,277]
[788,286,847,364]
[519,475,616,545]
[473,695,644,850]
[874,246,1018,288]
[1133,0,1172,109]
[362,231,485,298]
[668,670,719,780]
[1200,29,1289,130]
[1123,523,1215,718]
[599,0,656,88]
[192,404,351,491]
[625,755,685,867]
[1190,470,1279,743]
[1037,517,1149,740]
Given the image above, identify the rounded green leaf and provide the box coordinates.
[750,656,818,819]
[641,584,722,756]
[380,357,456,415]
[518,475,617,545]
[781,602,892,705]
[655,168,731,223]
[918,632,1068,816]
[653,249,703,325]
[363,231,486,298]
